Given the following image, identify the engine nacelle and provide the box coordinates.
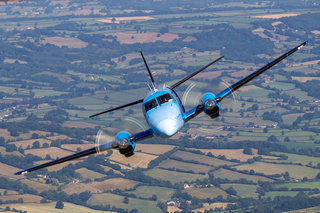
[116,131,136,157]
[201,93,221,119]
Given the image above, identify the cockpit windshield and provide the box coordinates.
[144,99,157,112]
[157,93,173,105]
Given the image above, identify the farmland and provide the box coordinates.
[0,0,319,212]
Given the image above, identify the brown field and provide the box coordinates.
[135,144,176,155]
[109,150,158,168]
[239,85,261,92]
[167,206,182,213]
[0,194,43,203]
[252,13,300,19]
[63,178,139,194]
[75,168,105,180]
[0,189,18,195]
[0,128,16,140]
[46,134,72,140]
[312,30,320,35]
[107,31,180,44]
[194,71,223,80]
[0,146,23,157]
[184,187,228,199]
[20,179,57,193]
[63,121,99,128]
[231,70,253,78]
[61,143,95,152]
[190,148,277,162]
[97,16,154,24]
[24,147,73,159]
[292,60,320,67]
[0,162,21,180]
[42,37,88,48]
[12,138,51,149]
[212,168,273,183]
[292,76,320,82]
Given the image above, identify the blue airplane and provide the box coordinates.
[15,41,307,175]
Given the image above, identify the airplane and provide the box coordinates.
[15,41,307,175]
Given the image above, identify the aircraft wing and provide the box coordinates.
[215,41,307,102]
[14,128,153,175]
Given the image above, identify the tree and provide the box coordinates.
[55,201,64,209]
[32,141,40,149]
[225,187,237,196]
[123,196,129,204]
[243,147,253,155]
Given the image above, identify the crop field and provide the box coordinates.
[212,168,273,183]
[184,187,228,199]
[24,147,73,159]
[0,162,20,180]
[0,194,43,203]
[88,193,160,213]
[144,168,207,184]
[12,138,52,149]
[233,162,320,179]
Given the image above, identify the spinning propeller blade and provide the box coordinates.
[215,41,307,102]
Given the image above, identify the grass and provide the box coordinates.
[144,168,207,184]
[75,168,105,180]
[172,150,236,167]
[0,202,111,213]
[276,181,320,190]
[129,186,175,202]
[212,168,273,183]
[184,187,228,199]
[88,193,160,213]
[271,152,320,167]
[221,184,258,198]
[158,159,214,173]
[265,191,299,199]
[20,179,57,193]
[233,162,320,179]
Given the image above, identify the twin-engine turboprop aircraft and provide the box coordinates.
[15,41,307,175]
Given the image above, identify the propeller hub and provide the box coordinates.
[117,138,129,149]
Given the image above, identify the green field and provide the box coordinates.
[88,193,160,213]
[144,168,208,184]
[128,186,175,202]
[276,181,320,190]
[158,159,214,173]
[221,183,258,198]
[184,187,228,199]
[233,162,320,179]
[212,168,273,183]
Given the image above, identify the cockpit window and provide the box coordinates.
[157,93,173,105]
[144,99,158,112]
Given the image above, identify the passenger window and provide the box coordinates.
[144,99,158,112]
[157,93,173,105]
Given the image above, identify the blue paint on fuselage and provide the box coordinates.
[143,87,185,137]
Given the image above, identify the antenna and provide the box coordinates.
[139,47,156,91]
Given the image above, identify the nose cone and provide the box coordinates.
[157,118,180,137]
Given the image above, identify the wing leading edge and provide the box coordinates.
[15,128,153,175]
[215,41,307,102]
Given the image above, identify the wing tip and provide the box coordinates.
[14,170,28,175]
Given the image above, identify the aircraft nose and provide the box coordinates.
[157,118,179,137]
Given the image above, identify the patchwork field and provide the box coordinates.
[109,150,158,168]
[88,193,160,213]
[63,178,139,194]
[158,159,214,173]
[233,162,320,179]
[24,147,73,159]
[144,168,208,184]
[129,186,175,202]
[212,168,273,183]
[184,187,228,199]
[221,183,258,198]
